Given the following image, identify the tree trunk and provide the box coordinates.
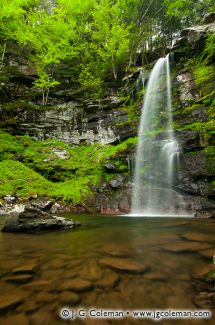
[112,54,117,80]
[45,88,50,106]
[0,43,6,69]
[42,88,45,106]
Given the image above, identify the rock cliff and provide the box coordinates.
[0,19,214,217]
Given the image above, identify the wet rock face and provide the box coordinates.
[173,130,215,216]
[0,23,214,217]
[0,50,137,145]
[95,187,132,215]
[169,21,215,217]
[1,202,81,233]
[176,72,200,104]
[0,99,136,145]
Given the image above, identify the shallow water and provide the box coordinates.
[0,215,214,325]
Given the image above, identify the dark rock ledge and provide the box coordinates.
[1,201,81,233]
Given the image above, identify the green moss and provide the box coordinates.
[0,160,100,203]
[204,146,215,175]
[182,104,200,113]
[179,121,214,132]
[127,102,140,122]
[0,131,24,160]
[0,130,137,202]
[0,100,55,111]
[208,180,215,194]
[193,64,215,85]
[104,174,114,182]
[0,160,51,197]
[202,33,215,62]
[205,270,215,283]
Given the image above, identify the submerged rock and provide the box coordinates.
[0,313,30,325]
[60,278,94,292]
[23,280,56,292]
[11,263,38,275]
[97,270,120,289]
[99,257,149,274]
[0,294,24,313]
[193,292,215,309]
[192,268,215,310]
[100,244,132,257]
[198,248,215,259]
[59,291,81,305]
[1,203,81,233]
[5,274,33,284]
[180,232,215,243]
[162,241,212,253]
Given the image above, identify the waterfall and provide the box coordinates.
[131,54,184,216]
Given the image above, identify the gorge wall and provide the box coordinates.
[0,18,214,217]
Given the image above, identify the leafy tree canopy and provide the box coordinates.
[0,0,214,102]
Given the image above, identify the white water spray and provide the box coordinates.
[131,55,184,216]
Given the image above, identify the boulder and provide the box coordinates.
[109,175,125,189]
[1,203,81,233]
[3,195,16,204]
[172,22,215,54]
[104,163,117,173]
[202,12,215,24]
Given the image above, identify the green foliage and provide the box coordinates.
[78,65,102,96]
[164,0,215,25]
[193,64,215,86]
[1,0,212,100]
[202,33,215,62]
[0,131,23,160]
[0,0,133,98]
[0,100,54,111]
[179,121,214,132]
[0,160,51,197]
[90,0,131,79]
[33,71,60,105]
[204,146,215,175]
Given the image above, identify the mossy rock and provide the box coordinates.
[0,130,137,202]
[205,270,215,283]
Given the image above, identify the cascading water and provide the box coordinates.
[131,54,184,216]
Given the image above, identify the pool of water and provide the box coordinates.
[0,214,214,325]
